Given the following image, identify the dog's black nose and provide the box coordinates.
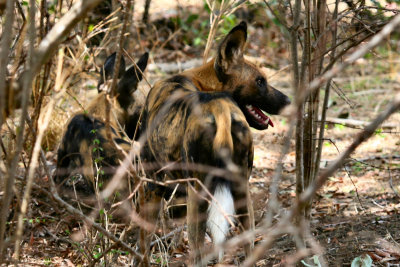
[284,95,291,106]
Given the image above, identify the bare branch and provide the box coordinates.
[302,14,400,107]
[0,0,15,126]
[300,92,400,206]
[38,181,144,261]
[0,0,35,260]
[31,0,103,77]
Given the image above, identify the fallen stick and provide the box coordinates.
[324,117,398,129]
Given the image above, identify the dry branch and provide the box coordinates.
[37,182,144,261]
[224,93,400,267]
[324,117,398,129]
[0,0,16,126]
[0,0,35,260]
[302,14,400,107]
[313,0,340,200]
[20,134,144,261]
[202,13,400,265]
[301,93,400,205]
[30,0,103,78]
[0,0,106,262]
[13,103,55,259]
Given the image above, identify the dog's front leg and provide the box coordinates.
[187,182,207,266]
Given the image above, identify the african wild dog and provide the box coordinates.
[139,22,290,265]
[55,52,148,203]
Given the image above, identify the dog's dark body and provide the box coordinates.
[55,52,148,197]
[139,22,290,265]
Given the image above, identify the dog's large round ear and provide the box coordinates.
[118,52,148,91]
[136,52,149,75]
[215,21,247,81]
[97,52,126,92]
[116,52,149,109]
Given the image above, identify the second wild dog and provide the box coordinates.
[139,22,290,265]
[55,52,148,202]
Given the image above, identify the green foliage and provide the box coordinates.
[334,123,345,130]
[351,161,364,175]
[374,128,386,138]
[171,1,238,47]
[152,254,165,265]
[171,14,208,47]
[44,258,52,266]
[110,249,128,256]
[94,156,104,164]
[263,1,289,35]
[47,3,57,15]
[218,14,238,35]
[88,24,95,33]
[93,251,102,259]
[24,217,46,224]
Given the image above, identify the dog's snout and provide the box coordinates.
[284,95,291,106]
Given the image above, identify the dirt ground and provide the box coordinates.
[5,1,400,266]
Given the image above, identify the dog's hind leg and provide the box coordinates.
[138,186,163,267]
[232,179,254,260]
[187,182,208,266]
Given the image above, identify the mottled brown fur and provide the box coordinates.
[55,53,148,208]
[138,22,290,265]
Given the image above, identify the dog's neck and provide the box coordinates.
[184,59,223,92]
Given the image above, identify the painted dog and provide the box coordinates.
[138,21,290,265]
[55,52,148,207]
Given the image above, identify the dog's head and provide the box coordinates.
[214,21,290,130]
[98,52,149,109]
[95,52,149,137]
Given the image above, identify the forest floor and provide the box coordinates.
[6,1,400,266]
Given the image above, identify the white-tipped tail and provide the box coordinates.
[207,184,235,261]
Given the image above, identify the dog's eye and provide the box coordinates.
[256,77,265,87]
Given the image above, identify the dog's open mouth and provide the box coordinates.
[245,104,274,129]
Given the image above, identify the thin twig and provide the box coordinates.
[300,93,400,206]
[313,0,339,185]
[0,0,16,127]
[29,0,104,80]
[13,98,55,259]
[305,14,400,102]
[0,0,35,261]
[105,0,132,146]
[239,93,400,266]
[43,181,144,260]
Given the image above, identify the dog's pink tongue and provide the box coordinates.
[246,105,274,127]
